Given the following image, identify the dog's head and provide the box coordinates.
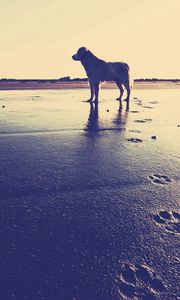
[72,47,88,61]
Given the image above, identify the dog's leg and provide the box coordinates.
[86,79,94,102]
[116,82,124,109]
[93,82,100,103]
[116,82,124,101]
[123,82,131,110]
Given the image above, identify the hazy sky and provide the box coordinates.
[0,0,180,79]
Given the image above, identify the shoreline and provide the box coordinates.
[0,80,180,90]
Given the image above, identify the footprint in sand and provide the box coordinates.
[134,99,142,106]
[149,101,158,105]
[143,105,153,109]
[153,211,180,235]
[148,174,172,185]
[127,138,143,143]
[134,118,152,123]
[117,263,165,299]
[129,130,141,133]
[131,110,139,113]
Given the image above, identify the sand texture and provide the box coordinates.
[0,88,179,300]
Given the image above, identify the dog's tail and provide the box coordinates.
[124,63,133,89]
[128,66,133,90]
[130,77,134,90]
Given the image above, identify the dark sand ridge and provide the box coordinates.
[0,80,180,90]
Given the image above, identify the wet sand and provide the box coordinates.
[0,87,179,300]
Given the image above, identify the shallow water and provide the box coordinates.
[0,89,179,300]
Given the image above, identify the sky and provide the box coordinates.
[0,0,180,79]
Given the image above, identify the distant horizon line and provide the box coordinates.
[0,77,180,82]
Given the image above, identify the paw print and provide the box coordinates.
[143,105,153,109]
[127,138,143,143]
[117,263,165,299]
[134,118,152,123]
[153,211,180,235]
[148,174,172,185]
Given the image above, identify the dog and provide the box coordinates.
[72,47,131,108]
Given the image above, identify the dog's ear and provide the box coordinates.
[77,47,88,55]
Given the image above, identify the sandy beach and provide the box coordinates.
[0,86,179,300]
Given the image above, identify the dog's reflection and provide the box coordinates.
[85,102,99,132]
[113,105,129,128]
[85,101,129,132]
